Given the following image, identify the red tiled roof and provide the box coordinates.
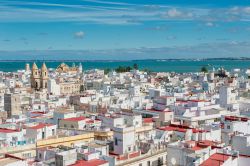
[85,119,94,124]
[143,118,154,123]
[62,116,86,122]
[225,116,248,122]
[70,159,108,166]
[200,153,230,166]
[191,145,203,151]
[31,111,46,114]
[129,151,140,158]
[147,108,172,112]
[158,124,208,133]
[158,124,191,132]
[158,126,187,132]
[188,99,208,102]
[192,128,208,133]
[185,140,221,151]
[0,128,20,133]
[176,99,209,103]
[28,123,54,130]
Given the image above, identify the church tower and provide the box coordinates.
[25,63,30,72]
[78,63,83,73]
[31,62,41,90]
[41,62,48,89]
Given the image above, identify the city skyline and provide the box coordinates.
[1,0,250,59]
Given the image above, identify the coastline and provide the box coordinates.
[0,59,249,73]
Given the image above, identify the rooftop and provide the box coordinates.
[70,159,108,166]
[0,128,20,133]
[224,116,248,122]
[62,116,86,122]
[200,153,231,166]
[158,124,208,133]
[27,123,54,130]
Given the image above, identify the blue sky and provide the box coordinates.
[1,0,250,60]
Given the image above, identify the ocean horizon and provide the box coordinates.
[1,59,250,73]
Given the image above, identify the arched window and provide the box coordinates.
[35,81,38,88]
[45,82,47,88]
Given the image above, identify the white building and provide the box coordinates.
[26,123,57,142]
[48,79,60,95]
[113,126,136,155]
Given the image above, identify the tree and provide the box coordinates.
[104,68,111,74]
[142,68,151,74]
[201,66,208,73]
[126,66,132,72]
[133,63,138,70]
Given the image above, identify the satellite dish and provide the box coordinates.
[171,158,176,165]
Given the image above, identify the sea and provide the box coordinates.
[1,59,250,73]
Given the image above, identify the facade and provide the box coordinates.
[26,123,57,142]
[48,79,61,95]
[59,82,81,95]
[30,62,49,90]
[4,93,21,118]
[56,62,82,74]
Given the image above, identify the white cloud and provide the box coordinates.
[1,1,250,24]
[230,41,238,45]
[205,22,214,27]
[243,7,250,14]
[166,35,176,40]
[167,8,182,17]
[74,31,85,38]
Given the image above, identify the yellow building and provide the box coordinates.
[59,82,81,95]
[36,132,94,148]
[56,63,79,74]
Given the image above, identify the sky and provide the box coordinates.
[1,0,250,60]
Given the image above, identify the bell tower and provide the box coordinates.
[41,62,48,89]
[31,62,41,90]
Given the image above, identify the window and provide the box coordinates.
[71,125,74,128]
[23,153,31,158]
[128,146,131,151]
[115,138,118,145]
[64,124,67,128]
[39,153,42,159]
[139,164,142,166]
[158,157,163,166]
[147,161,150,166]
[52,129,55,135]
[42,132,45,139]
[227,125,230,129]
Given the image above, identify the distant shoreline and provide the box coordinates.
[0,57,249,62]
[0,58,249,73]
